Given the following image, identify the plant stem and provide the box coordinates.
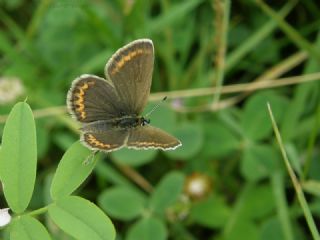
[268,103,320,240]
[27,206,49,217]
[212,0,230,104]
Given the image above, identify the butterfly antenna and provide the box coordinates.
[145,96,167,117]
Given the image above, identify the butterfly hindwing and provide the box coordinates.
[127,125,181,150]
[81,129,129,152]
[105,39,154,115]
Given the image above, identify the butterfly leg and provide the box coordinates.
[83,150,99,165]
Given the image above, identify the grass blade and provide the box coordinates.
[267,103,320,240]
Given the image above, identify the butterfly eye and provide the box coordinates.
[142,118,150,126]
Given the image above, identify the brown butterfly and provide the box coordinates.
[67,39,181,152]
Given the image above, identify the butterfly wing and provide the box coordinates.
[104,39,154,115]
[127,125,182,150]
[81,129,129,152]
[67,74,127,123]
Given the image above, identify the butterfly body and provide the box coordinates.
[115,116,150,129]
[67,39,181,152]
[81,116,150,133]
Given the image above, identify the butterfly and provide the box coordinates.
[67,39,182,152]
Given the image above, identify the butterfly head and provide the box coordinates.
[141,117,150,126]
[141,97,167,127]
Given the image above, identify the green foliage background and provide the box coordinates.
[0,0,320,239]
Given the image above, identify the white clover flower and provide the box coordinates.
[0,77,24,105]
[184,172,212,200]
[0,208,11,227]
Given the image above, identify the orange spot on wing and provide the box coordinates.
[86,134,119,149]
[110,48,152,75]
[73,81,95,120]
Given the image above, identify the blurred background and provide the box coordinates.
[1,0,320,239]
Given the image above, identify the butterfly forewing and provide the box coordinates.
[105,39,154,115]
[67,75,126,123]
[127,125,181,150]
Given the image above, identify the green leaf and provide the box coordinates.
[94,161,136,188]
[98,186,146,220]
[50,141,95,200]
[251,37,280,64]
[149,172,185,215]
[10,215,51,240]
[48,196,115,240]
[261,217,306,240]
[241,91,288,141]
[165,123,203,160]
[260,218,285,240]
[202,121,239,158]
[240,184,275,220]
[241,144,278,182]
[226,220,259,240]
[126,217,167,240]
[144,102,177,133]
[190,195,230,228]
[0,102,37,213]
[111,148,157,167]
